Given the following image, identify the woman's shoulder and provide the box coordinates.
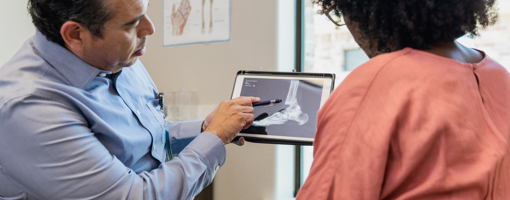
[346,48,485,90]
[353,48,468,77]
[332,47,496,107]
[338,48,416,93]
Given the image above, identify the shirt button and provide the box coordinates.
[136,110,140,115]
[153,146,156,151]
[215,165,220,171]
[99,73,106,77]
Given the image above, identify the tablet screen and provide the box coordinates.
[231,71,334,144]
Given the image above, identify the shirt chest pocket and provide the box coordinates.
[146,99,165,128]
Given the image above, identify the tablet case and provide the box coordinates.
[231,70,335,145]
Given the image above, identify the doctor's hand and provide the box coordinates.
[205,96,260,145]
[202,109,216,132]
[203,110,246,146]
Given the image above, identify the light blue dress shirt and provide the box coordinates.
[0,31,226,200]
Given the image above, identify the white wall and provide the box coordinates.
[141,0,278,105]
[0,1,36,67]
[142,1,297,199]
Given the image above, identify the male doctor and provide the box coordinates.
[0,0,258,199]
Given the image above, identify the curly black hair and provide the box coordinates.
[315,0,499,53]
[28,0,115,47]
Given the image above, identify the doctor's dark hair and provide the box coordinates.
[28,0,114,47]
[315,0,498,53]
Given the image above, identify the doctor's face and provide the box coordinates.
[81,0,155,73]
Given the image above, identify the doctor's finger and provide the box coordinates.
[242,113,255,129]
[246,96,261,103]
[232,96,260,106]
[237,106,254,113]
[231,137,245,146]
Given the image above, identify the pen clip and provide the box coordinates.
[158,93,165,115]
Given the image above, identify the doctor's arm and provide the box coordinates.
[0,96,224,200]
[166,97,257,154]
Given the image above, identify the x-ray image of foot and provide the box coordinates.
[241,113,269,134]
[252,104,309,126]
[252,80,309,127]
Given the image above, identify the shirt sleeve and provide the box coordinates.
[165,119,205,155]
[0,96,226,200]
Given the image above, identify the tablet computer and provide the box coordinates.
[231,71,335,145]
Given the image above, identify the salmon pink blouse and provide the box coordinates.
[297,48,510,200]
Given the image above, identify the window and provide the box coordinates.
[296,0,370,189]
[344,49,370,71]
[296,0,510,192]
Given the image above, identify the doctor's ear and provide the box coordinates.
[60,21,89,53]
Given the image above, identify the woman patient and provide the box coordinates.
[297,0,510,199]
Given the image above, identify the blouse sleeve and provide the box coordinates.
[297,52,412,199]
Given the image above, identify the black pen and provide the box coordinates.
[252,99,282,107]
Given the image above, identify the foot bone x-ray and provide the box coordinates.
[252,80,309,127]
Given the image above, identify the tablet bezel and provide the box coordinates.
[231,70,335,145]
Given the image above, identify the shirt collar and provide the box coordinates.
[33,30,101,89]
